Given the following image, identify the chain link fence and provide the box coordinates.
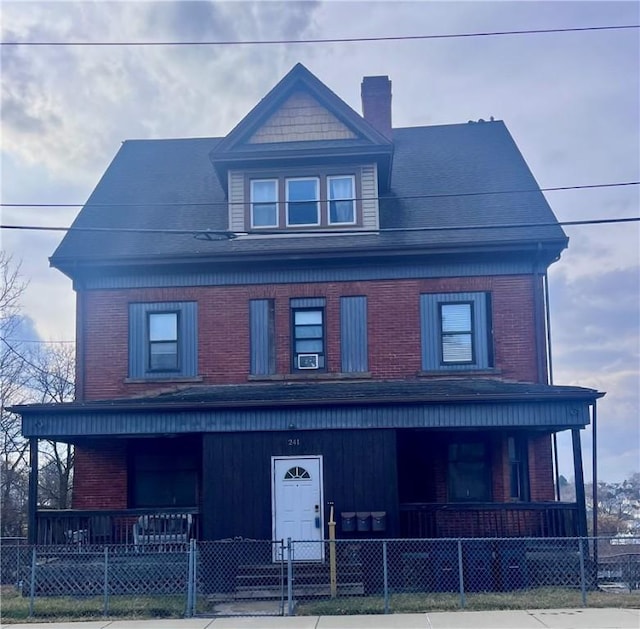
[1,536,638,619]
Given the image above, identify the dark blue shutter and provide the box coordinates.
[250,299,275,375]
[340,296,368,373]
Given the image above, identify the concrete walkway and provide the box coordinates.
[2,608,639,629]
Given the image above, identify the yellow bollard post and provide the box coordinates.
[328,502,337,598]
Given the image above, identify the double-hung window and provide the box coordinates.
[328,175,355,225]
[291,298,326,371]
[129,301,198,380]
[448,441,491,502]
[148,312,179,371]
[250,179,278,228]
[508,436,530,501]
[286,177,320,226]
[439,302,474,364]
[420,292,493,371]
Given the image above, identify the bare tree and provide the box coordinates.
[0,253,77,531]
[0,253,30,535]
[29,344,75,509]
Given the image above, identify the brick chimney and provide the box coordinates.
[361,75,392,140]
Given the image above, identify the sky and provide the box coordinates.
[1,0,638,483]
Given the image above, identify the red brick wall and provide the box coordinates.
[72,440,127,509]
[78,275,541,400]
[528,433,555,501]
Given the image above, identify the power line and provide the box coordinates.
[2,24,638,46]
[1,216,638,237]
[0,337,74,386]
[3,181,639,210]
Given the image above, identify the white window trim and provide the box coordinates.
[250,178,279,229]
[285,177,321,227]
[327,175,356,225]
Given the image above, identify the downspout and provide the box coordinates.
[75,280,86,402]
[544,270,562,501]
[535,249,561,501]
[532,251,547,384]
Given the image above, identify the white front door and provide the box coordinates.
[272,455,323,561]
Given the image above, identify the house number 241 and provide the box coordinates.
[288,438,300,446]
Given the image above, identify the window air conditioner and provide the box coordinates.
[297,354,319,370]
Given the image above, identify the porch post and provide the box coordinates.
[591,402,598,541]
[591,402,598,577]
[571,429,588,537]
[28,438,38,544]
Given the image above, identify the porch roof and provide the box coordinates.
[16,379,602,438]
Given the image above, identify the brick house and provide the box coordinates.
[16,64,601,552]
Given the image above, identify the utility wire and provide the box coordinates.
[1,216,638,236]
[3,181,639,210]
[2,24,638,46]
[3,338,76,345]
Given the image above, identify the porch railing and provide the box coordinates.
[399,502,580,538]
[35,508,200,546]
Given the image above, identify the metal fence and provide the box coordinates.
[0,537,27,584]
[1,536,638,619]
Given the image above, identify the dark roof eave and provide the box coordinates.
[10,389,605,416]
[49,236,569,278]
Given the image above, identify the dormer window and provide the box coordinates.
[328,175,355,225]
[250,179,278,228]
[286,178,320,226]
[245,168,364,232]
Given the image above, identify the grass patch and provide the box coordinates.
[0,586,185,623]
[296,587,640,616]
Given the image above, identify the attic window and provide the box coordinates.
[287,178,320,226]
[328,176,355,224]
[245,168,363,231]
[250,179,278,228]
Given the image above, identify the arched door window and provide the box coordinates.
[284,466,311,480]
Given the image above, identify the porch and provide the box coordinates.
[399,502,580,538]
[34,508,200,547]
[33,502,580,546]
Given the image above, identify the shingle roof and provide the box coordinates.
[50,120,566,271]
[14,379,602,414]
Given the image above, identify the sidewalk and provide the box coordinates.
[2,608,639,629]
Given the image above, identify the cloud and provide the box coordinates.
[550,267,640,482]
[1,1,323,184]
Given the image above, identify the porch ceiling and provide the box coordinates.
[15,379,602,439]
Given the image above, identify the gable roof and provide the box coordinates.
[214,63,392,153]
[209,63,394,189]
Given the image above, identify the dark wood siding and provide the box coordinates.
[202,429,398,540]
